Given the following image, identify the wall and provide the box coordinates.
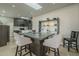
[32,4,79,45]
[0,16,14,41]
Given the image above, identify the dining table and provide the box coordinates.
[23,32,54,56]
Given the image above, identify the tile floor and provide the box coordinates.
[0,40,79,56]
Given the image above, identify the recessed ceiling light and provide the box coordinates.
[12,5,16,7]
[21,16,30,19]
[25,3,42,10]
[2,10,6,13]
[21,17,25,18]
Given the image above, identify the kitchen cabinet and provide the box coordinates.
[0,25,9,47]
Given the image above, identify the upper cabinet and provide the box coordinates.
[14,18,32,30]
[39,17,59,34]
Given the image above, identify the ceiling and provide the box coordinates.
[0,3,74,18]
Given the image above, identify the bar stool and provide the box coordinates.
[43,34,62,56]
[63,31,79,52]
[14,32,32,56]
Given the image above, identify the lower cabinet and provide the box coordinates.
[0,25,9,47]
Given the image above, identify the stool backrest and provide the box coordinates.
[14,32,32,46]
[70,31,79,41]
[14,32,21,41]
[45,34,62,48]
[14,32,26,45]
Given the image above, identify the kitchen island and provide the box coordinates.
[23,32,54,56]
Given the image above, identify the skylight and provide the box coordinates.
[25,3,42,10]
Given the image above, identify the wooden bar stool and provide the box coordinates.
[43,34,62,56]
[14,32,32,56]
[63,31,79,52]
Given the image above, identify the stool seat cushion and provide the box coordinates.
[43,34,62,48]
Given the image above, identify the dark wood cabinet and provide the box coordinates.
[0,25,9,47]
[14,18,32,30]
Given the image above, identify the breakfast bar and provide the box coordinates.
[23,32,54,56]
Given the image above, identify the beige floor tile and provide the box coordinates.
[0,41,79,56]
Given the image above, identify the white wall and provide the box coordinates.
[32,4,79,45]
[0,16,14,41]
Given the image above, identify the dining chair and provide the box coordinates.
[63,31,79,52]
[43,34,62,56]
[14,32,32,56]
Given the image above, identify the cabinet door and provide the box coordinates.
[0,26,7,47]
[0,26,2,42]
[2,26,9,42]
[0,25,9,47]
